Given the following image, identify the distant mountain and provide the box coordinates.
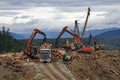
[10,27,120,39]
[84,27,120,37]
[10,32,25,39]
[46,27,120,38]
[96,29,120,37]
[22,32,72,39]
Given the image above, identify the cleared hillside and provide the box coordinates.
[66,50,120,80]
[0,50,120,80]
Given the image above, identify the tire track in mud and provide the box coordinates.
[46,63,69,80]
[38,63,69,80]
[38,63,58,80]
[53,63,76,80]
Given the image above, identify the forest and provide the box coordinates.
[0,27,24,53]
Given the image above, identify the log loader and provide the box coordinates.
[24,28,51,62]
[88,33,101,51]
[55,26,94,53]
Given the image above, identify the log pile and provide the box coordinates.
[52,49,67,62]
[0,54,24,72]
[69,42,75,50]
[39,43,80,62]
[0,53,27,63]
[0,42,80,63]
[40,43,52,49]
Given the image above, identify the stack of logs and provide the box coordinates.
[40,43,52,49]
[0,43,80,63]
[39,43,79,62]
[52,48,67,62]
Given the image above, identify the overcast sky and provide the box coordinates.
[0,0,120,34]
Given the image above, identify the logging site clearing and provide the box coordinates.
[0,50,120,80]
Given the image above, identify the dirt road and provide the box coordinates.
[0,53,75,80]
[38,63,72,80]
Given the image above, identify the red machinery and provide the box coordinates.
[26,28,46,56]
[55,26,81,45]
[55,26,94,53]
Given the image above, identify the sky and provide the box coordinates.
[0,0,120,34]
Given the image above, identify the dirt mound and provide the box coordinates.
[0,55,24,80]
[0,53,39,80]
[66,50,120,80]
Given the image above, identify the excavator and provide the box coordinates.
[88,33,101,51]
[24,28,51,62]
[55,26,94,53]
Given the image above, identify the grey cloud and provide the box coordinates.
[55,7,88,12]
[101,6,120,27]
[13,15,31,20]
[20,16,30,18]
[0,11,19,17]
[0,0,119,10]
[7,19,40,33]
[0,18,68,33]
[0,0,120,33]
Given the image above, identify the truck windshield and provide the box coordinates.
[40,50,51,59]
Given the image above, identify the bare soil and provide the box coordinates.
[66,50,120,80]
[0,53,74,80]
[0,50,120,80]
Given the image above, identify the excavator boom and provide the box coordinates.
[55,26,94,53]
[55,26,82,47]
[27,28,46,56]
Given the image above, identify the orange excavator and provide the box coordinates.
[25,28,52,62]
[55,26,94,53]
[24,28,47,58]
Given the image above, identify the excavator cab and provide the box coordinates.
[31,46,38,55]
[27,45,41,59]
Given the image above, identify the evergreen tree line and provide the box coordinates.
[0,26,24,53]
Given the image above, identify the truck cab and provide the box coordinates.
[40,48,52,62]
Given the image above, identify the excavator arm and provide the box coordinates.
[55,26,82,47]
[27,28,46,56]
[55,26,67,47]
[55,26,94,52]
